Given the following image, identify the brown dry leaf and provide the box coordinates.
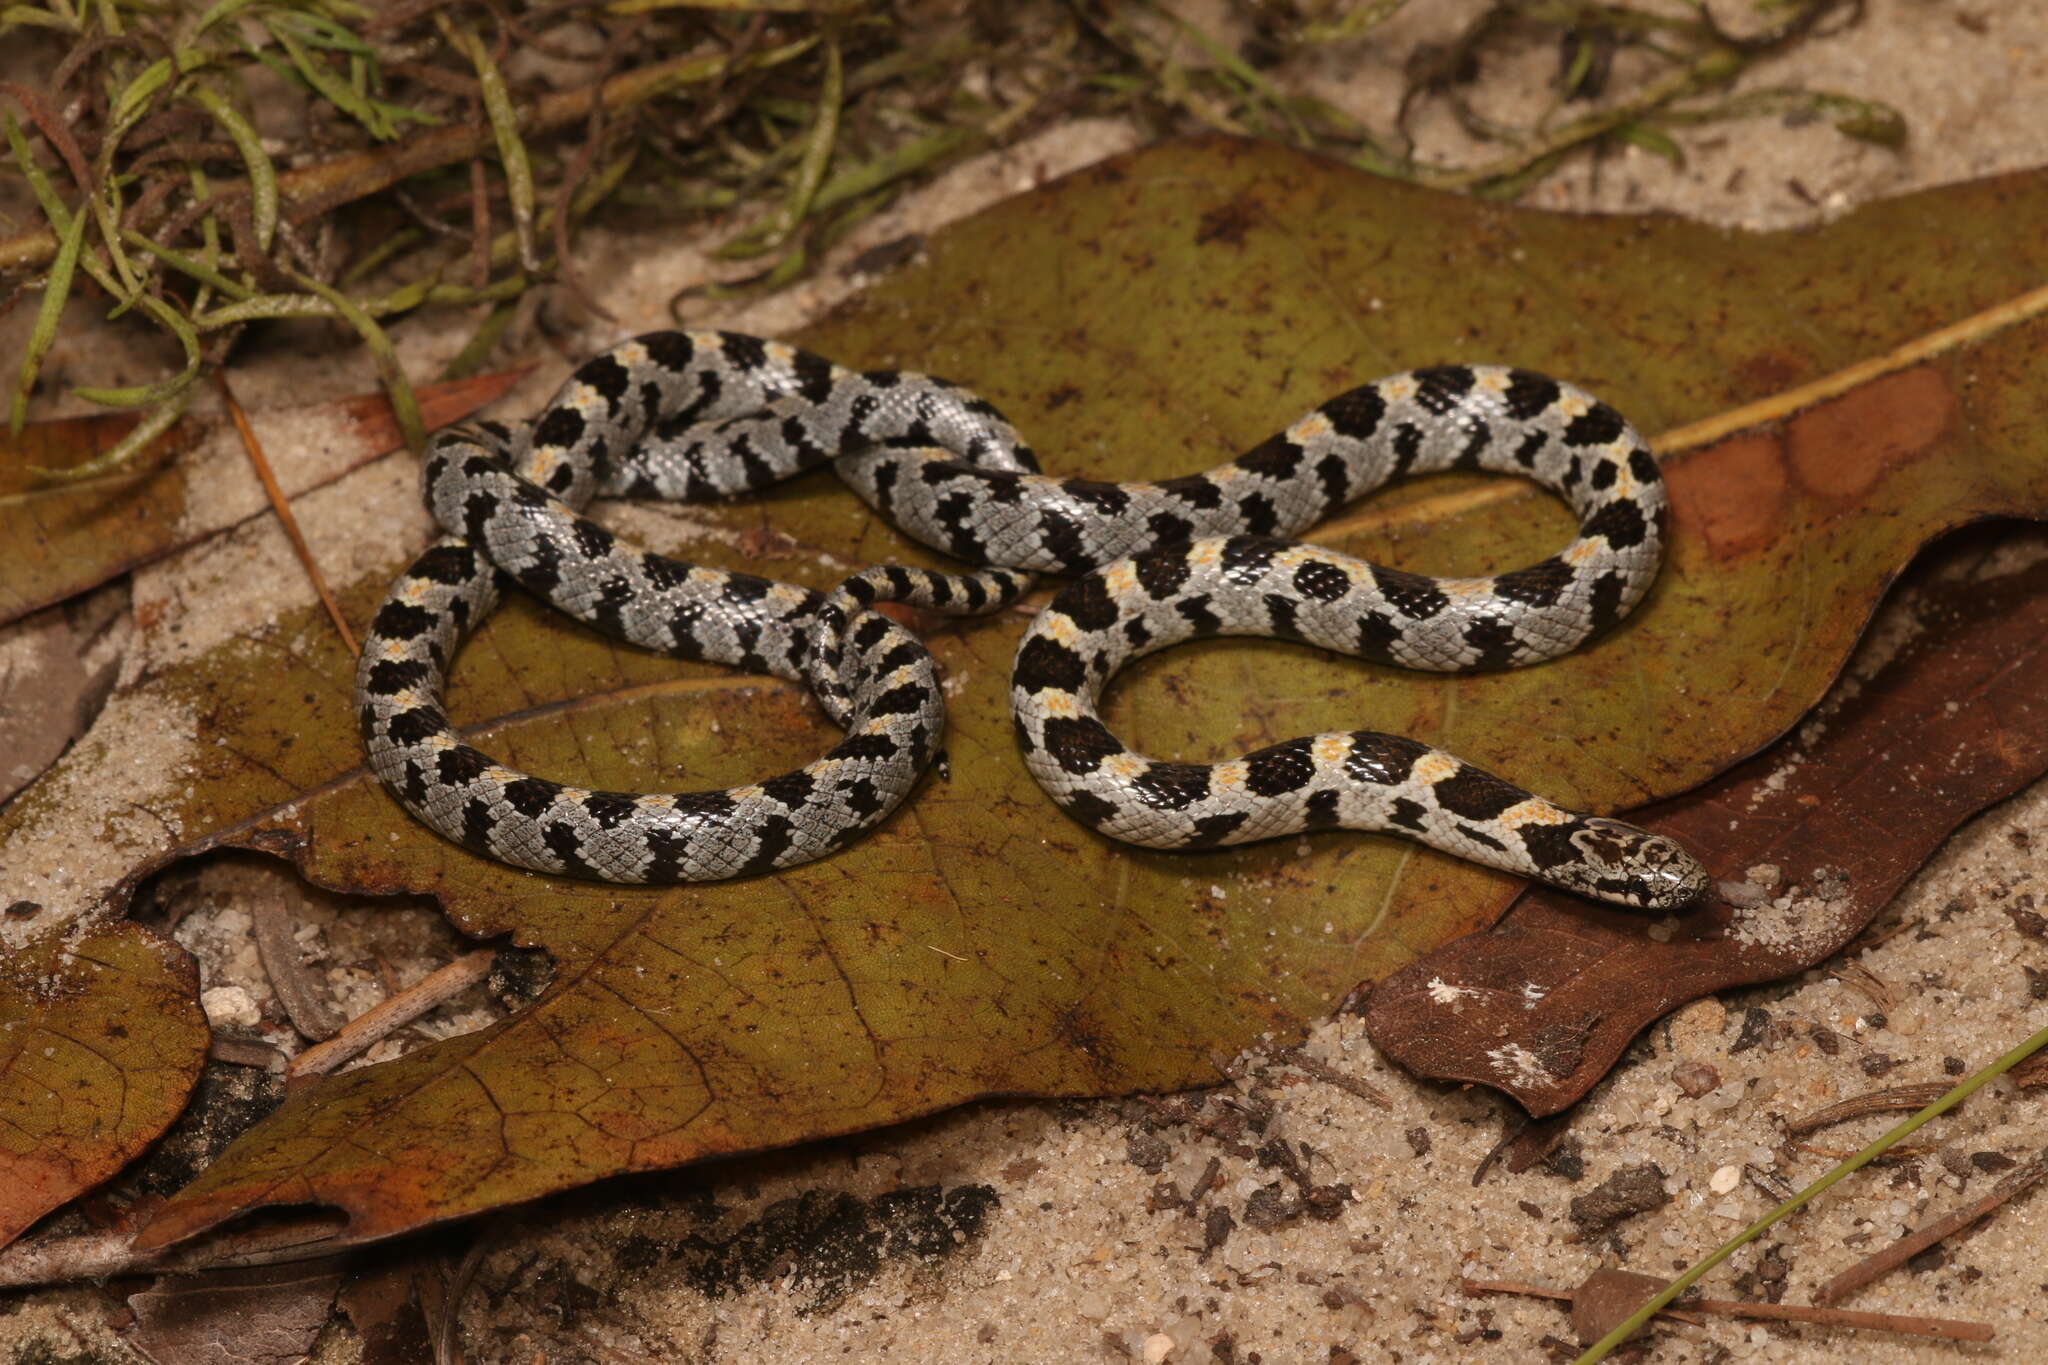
[0,606,89,806]
[1570,1268,1670,1346]
[0,918,207,1247]
[336,1250,442,1365]
[126,1259,348,1365]
[0,370,528,628]
[1364,540,2048,1114]
[0,137,2045,1252]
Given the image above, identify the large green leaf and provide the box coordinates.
[0,136,2041,1249]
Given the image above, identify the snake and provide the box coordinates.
[357,330,1708,911]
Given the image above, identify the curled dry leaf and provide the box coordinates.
[0,919,207,1248]
[0,137,2043,1250]
[0,370,528,628]
[1365,543,2048,1114]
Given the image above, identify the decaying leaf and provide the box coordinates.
[0,369,528,628]
[0,918,207,1247]
[126,1259,348,1365]
[1364,543,2048,1114]
[0,137,2043,1250]
[0,606,90,806]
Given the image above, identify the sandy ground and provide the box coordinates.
[3,2,2047,1362]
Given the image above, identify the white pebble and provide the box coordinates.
[200,984,261,1030]
[1143,1333,1175,1364]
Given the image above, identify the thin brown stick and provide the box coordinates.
[1784,1083,1953,1137]
[1272,1045,1392,1109]
[287,949,496,1084]
[1814,1145,2048,1306]
[1462,1277,1572,1302]
[1461,1277,1992,1343]
[1684,1295,1989,1342]
[208,1035,287,1069]
[214,371,358,657]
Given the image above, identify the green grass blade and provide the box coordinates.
[191,82,277,252]
[10,204,87,434]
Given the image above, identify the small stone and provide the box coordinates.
[1747,863,1783,889]
[1673,1061,1721,1098]
[1970,1151,2017,1174]
[1666,998,1727,1057]
[1718,878,1768,908]
[1709,1165,1742,1194]
[1126,1129,1171,1173]
[1142,1332,1175,1364]
[199,984,261,1030]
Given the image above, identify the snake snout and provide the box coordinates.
[1633,833,1712,914]
[1568,819,1711,913]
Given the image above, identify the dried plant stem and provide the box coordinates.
[1814,1145,2048,1306]
[1784,1082,1954,1137]
[287,950,496,1085]
[1463,1278,1991,1343]
[1272,1045,1392,1109]
[213,371,359,655]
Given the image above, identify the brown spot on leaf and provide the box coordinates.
[1667,433,1787,560]
[1786,365,1955,501]
[1196,198,1258,247]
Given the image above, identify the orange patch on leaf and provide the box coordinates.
[1786,365,1955,501]
[1666,433,1787,561]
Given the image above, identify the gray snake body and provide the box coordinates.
[357,330,1708,910]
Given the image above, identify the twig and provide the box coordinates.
[287,950,495,1085]
[1674,1296,1991,1343]
[1463,1277,1991,1343]
[1783,1082,1953,1137]
[1814,1144,2048,1306]
[1271,1045,1392,1109]
[0,1211,346,1289]
[208,1035,287,1069]
[213,371,359,656]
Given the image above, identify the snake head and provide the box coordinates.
[1553,818,1711,914]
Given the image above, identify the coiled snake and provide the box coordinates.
[356,331,1707,911]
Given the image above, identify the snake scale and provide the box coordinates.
[357,330,1708,911]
